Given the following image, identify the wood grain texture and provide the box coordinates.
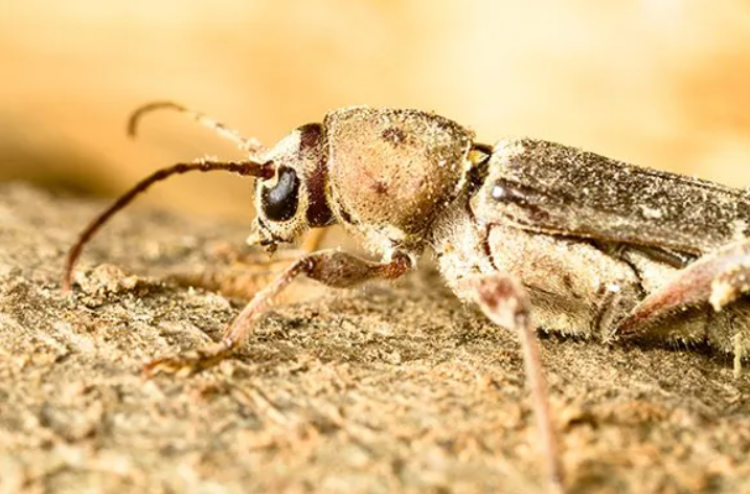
[2,181,750,493]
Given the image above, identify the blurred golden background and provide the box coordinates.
[2,1,750,220]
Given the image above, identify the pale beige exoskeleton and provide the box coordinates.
[63,102,750,492]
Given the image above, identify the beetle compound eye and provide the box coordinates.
[261,166,300,222]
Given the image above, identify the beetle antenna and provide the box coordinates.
[127,101,264,154]
[62,159,275,293]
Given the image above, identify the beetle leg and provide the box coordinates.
[616,238,750,336]
[143,249,413,377]
[462,273,564,492]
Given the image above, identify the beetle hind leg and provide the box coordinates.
[615,239,750,363]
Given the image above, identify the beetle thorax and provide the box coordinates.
[324,107,474,253]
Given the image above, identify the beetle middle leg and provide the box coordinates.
[461,273,564,491]
[144,249,413,376]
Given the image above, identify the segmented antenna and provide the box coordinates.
[62,159,275,293]
[127,101,264,154]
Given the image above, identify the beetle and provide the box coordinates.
[62,102,750,491]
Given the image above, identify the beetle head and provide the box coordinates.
[248,123,334,250]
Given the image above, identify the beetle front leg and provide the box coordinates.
[462,274,564,492]
[144,249,413,377]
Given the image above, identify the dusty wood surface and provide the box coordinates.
[1,182,750,494]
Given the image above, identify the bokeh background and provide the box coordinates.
[2,1,750,220]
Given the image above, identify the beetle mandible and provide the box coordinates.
[63,102,750,491]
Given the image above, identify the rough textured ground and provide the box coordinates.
[2,182,750,494]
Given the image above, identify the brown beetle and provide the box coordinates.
[63,102,750,491]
